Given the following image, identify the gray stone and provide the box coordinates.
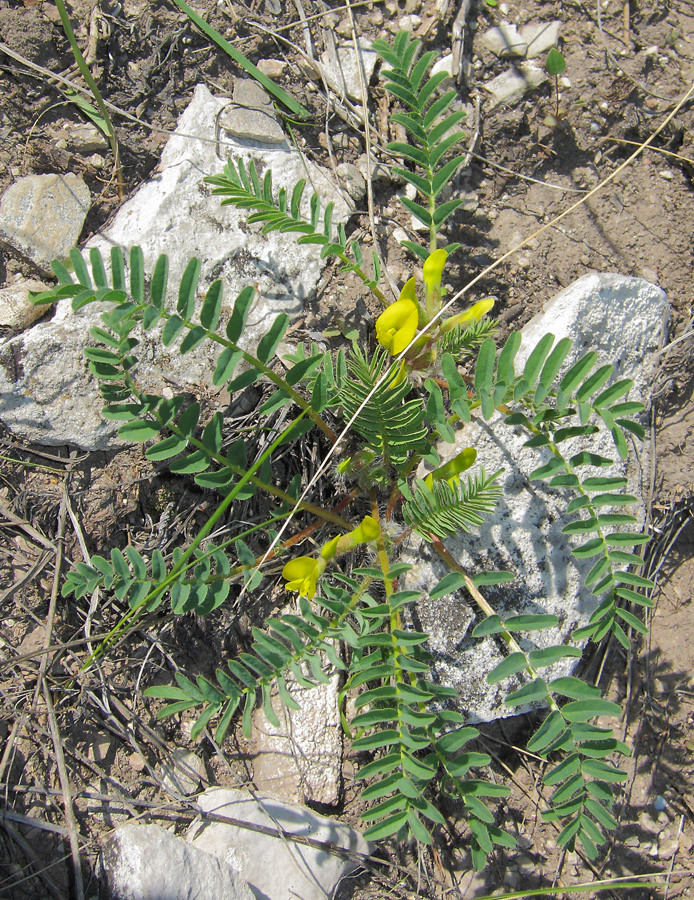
[101,823,255,900]
[0,173,91,275]
[68,122,110,153]
[220,105,285,144]
[158,748,205,797]
[320,39,378,101]
[252,664,342,805]
[336,163,366,204]
[482,21,560,58]
[188,788,373,900]
[402,274,668,722]
[355,154,393,188]
[0,85,352,449]
[0,279,50,331]
[220,78,285,144]
[483,63,547,107]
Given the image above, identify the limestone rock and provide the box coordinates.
[0,85,352,449]
[0,173,91,275]
[402,274,668,722]
[483,63,547,107]
[252,666,342,805]
[0,279,50,332]
[257,59,286,79]
[482,21,560,59]
[320,39,378,101]
[158,748,205,797]
[336,162,366,204]
[101,823,255,900]
[220,78,285,144]
[188,788,373,900]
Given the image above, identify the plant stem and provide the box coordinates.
[54,0,124,198]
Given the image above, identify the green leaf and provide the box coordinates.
[226,286,255,343]
[256,314,289,364]
[180,325,207,354]
[505,678,549,707]
[549,677,601,701]
[429,572,466,599]
[522,333,554,389]
[558,351,597,402]
[363,810,408,841]
[118,420,161,442]
[546,48,566,76]
[486,652,528,684]
[581,759,627,782]
[528,645,582,667]
[471,615,503,637]
[162,315,185,346]
[177,257,201,319]
[474,339,496,397]
[527,710,566,754]
[544,752,581,786]
[576,364,613,402]
[150,254,169,309]
[562,699,623,722]
[200,280,223,330]
[504,614,559,632]
[436,726,479,754]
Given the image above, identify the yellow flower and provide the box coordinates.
[376,297,419,356]
[282,556,326,599]
[440,297,495,334]
[422,249,448,293]
[350,514,380,544]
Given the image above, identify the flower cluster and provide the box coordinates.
[282,515,380,599]
[375,249,495,358]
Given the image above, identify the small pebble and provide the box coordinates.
[399,13,422,31]
[560,76,571,88]
[335,17,352,38]
[659,170,674,180]
[590,122,600,133]
[257,58,286,79]
[654,794,667,811]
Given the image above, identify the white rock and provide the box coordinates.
[101,824,255,900]
[256,58,286,79]
[483,63,547,107]
[431,53,455,87]
[402,274,668,722]
[188,788,374,900]
[158,748,205,797]
[522,21,561,58]
[0,173,90,275]
[252,664,343,805]
[482,21,560,59]
[482,22,526,57]
[320,38,378,101]
[0,278,49,331]
[0,85,352,449]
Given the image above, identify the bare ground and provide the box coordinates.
[1,0,694,898]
